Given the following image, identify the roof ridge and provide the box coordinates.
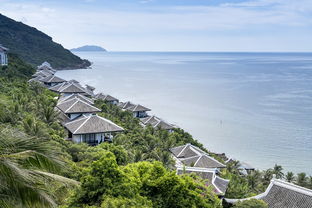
[95,115,124,130]
[65,100,79,113]
[201,154,225,167]
[212,174,223,194]
[73,116,91,134]
[65,115,88,124]
[193,154,202,166]
[179,155,200,161]
[273,179,312,196]
[177,143,191,157]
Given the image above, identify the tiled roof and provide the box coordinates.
[118,101,135,109]
[225,179,312,208]
[0,45,9,51]
[170,143,206,158]
[49,82,67,92]
[56,98,101,114]
[40,75,66,83]
[65,114,124,134]
[214,175,230,194]
[40,68,56,74]
[180,154,226,168]
[141,116,175,130]
[126,104,151,112]
[176,167,229,195]
[28,75,44,83]
[32,71,51,78]
[58,94,94,105]
[59,83,87,94]
[94,93,119,102]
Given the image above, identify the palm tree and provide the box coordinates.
[247,170,261,191]
[296,172,307,187]
[0,126,78,207]
[41,105,59,125]
[285,172,295,183]
[272,164,284,179]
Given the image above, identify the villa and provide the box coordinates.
[32,70,53,78]
[170,143,229,195]
[225,179,312,208]
[177,167,229,195]
[58,94,94,105]
[94,93,119,105]
[170,143,226,168]
[38,61,54,71]
[0,45,9,66]
[140,116,175,131]
[40,75,66,87]
[65,114,124,145]
[56,97,101,121]
[28,75,45,84]
[50,82,92,97]
[118,101,151,118]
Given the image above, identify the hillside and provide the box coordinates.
[0,13,90,69]
[71,45,107,52]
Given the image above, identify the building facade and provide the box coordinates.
[0,45,8,66]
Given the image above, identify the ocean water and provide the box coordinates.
[57,52,312,174]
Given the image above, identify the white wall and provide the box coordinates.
[0,52,7,65]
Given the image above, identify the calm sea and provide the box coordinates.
[57,52,312,174]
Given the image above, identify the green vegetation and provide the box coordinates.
[233,199,268,208]
[1,54,312,208]
[0,14,90,69]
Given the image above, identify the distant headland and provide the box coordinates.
[71,45,107,52]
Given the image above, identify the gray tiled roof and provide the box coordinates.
[118,101,135,109]
[180,154,226,168]
[40,75,66,83]
[65,114,124,134]
[195,155,226,168]
[58,94,94,105]
[140,116,175,130]
[28,75,44,83]
[94,93,119,102]
[225,179,312,208]
[170,143,206,158]
[49,82,66,92]
[56,98,101,114]
[32,71,51,78]
[40,68,56,74]
[176,168,229,195]
[214,176,230,194]
[59,83,87,94]
[127,104,151,112]
[177,169,214,187]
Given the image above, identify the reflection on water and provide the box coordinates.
[57,52,312,174]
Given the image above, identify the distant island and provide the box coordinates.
[71,45,107,52]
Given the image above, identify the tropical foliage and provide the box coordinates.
[1,54,312,208]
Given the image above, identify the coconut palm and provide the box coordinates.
[272,164,284,179]
[285,172,295,183]
[41,105,59,125]
[296,172,307,187]
[0,126,78,208]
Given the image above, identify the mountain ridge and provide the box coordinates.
[0,13,91,69]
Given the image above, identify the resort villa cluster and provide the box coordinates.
[27,61,312,207]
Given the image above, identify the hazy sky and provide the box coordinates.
[1,0,312,51]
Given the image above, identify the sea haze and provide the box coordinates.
[57,52,312,174]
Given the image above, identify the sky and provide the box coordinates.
[0,0,312,51]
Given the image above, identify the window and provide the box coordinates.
[81,134,97,144]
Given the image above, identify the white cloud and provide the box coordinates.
[0,0,311,51]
